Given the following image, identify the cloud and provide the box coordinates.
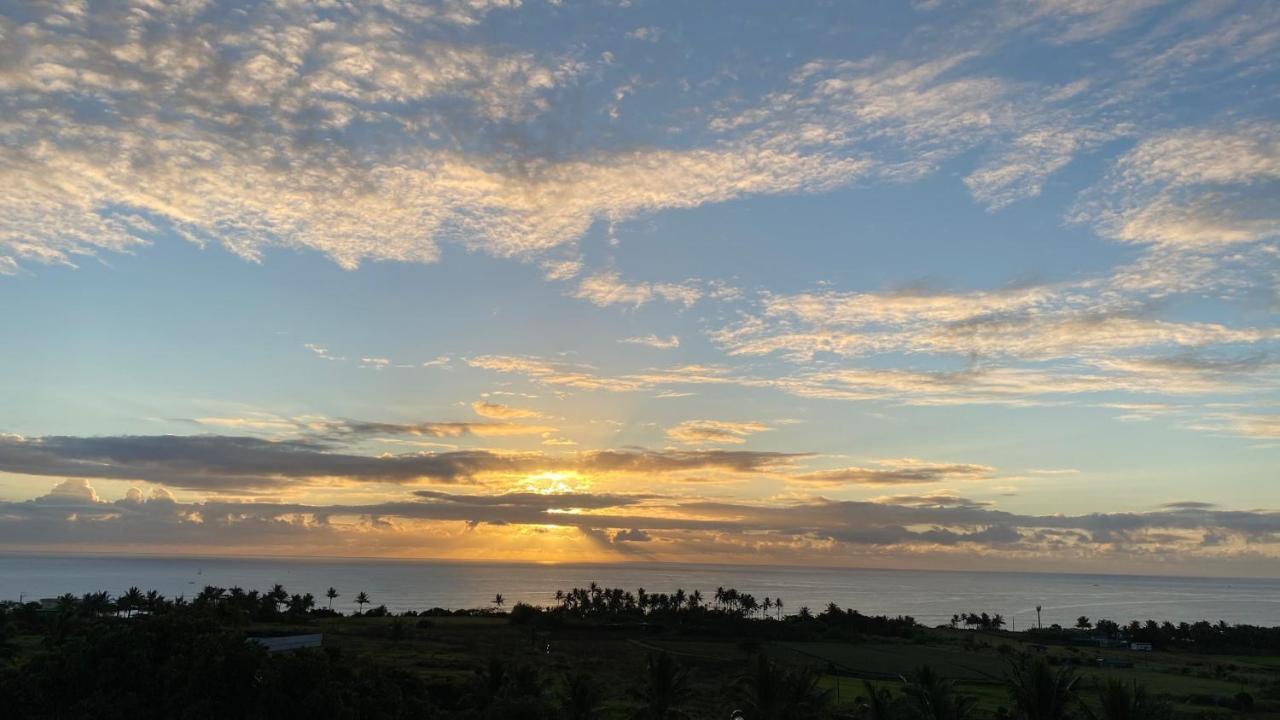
[187,414,555,439]
[714,284,1270,362]
[471,401,541,419]
[1077,123,1280,248]
[870,492,993,509]
[619,334,680,349]
[611,528,651,542]
[793,459,997,487]
[304,343,344,361]
[666,420,771,445]
[1162,501,1217,510]
[1190,412,1280,440]
[0,0,887,277]
[41,478,100,503]
[572,271,702,308]
[0,433,802,492]
[6,478,1280,572]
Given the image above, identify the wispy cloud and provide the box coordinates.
[792,459,997,487]
[666,420,771,445]
[619,334,680,349]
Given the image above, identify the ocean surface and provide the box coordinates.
[1,554,1274,628]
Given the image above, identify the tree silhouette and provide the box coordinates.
[738,654,831,720]
[326,587,339,610]
[1076,616,1092,630]
[355,591,370,614]
[857,679,897,720]
[119,586,144,618]
[1082,679,1173,720]
[493,593,505,611]
[902,665,976,720]
[560,670,605,720]
[1036,604,1043,629]
[630,652,693,719]
[1004,654,1080,720]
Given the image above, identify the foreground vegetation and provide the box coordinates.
[2,583,1279,719]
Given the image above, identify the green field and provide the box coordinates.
[259,616,1280,718]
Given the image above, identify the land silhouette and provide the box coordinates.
[1,582,1276,718]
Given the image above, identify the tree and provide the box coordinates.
[269,584,288,614]
[738,654,831,720]
[119,587,144,618]
[902,665,976,720]
[561,671,605,720]
[1076,616,1092,630]
[1036,605,1043,630]
[326,587,339,610]
[630,653,693,719]
[355,591,370,614]
[1082,679,1172,720]
[857,679,897,720]
[493,593,505,611]
[1004,654,1080,720]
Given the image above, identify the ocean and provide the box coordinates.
[1,553,1274,628]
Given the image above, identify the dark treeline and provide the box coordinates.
[1,584,1277,719]
[949,609,1280,654]
[543,584,917,640]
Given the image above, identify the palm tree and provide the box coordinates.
[630,653,693,719]
[326,587,339,609]
[269,584,288,613]
[689,590,703,610]
[355,591,370,614]
[1036,604,1043,630]
[762,597,773,619]
[857,679,897,720]
[119,586,144,617]
[739,654,784,719]
[1004,654,1080,720]
[1082,679,1172,720]
[493,593,505,611]
[738,654,832,720]
[775,598,784,619]
[1076,616,1092,630]
[561,670,605,720]
[902,665,976,720]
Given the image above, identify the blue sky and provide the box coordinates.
[0,0,1277,574]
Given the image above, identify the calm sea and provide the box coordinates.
[0,554,1274,628]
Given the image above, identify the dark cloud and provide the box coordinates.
[1162,501,1218,510]
[0,434,803,492]
[2,482,1279,566]
[0,434,534,490]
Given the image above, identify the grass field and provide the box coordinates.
[244,615,1280,718]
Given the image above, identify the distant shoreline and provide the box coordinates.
[1,549,1275,584]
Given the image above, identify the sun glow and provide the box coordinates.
[517,471,586,495]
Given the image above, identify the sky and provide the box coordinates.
[0,0,1278,576]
